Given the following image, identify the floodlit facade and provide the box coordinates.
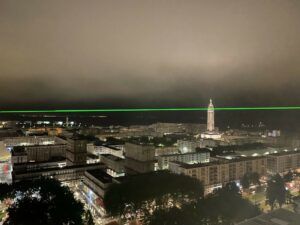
[201,99,222,139]
[169,156,266,194]
[87,143,124,158]
[157,151,210,170]
[2,136,66,149]
[266,150,300,174]
[99,154,125,177]
[207,99,215,132]
[177,140,201,153]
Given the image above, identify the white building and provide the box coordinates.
[87,143,124,158]
[157,151,210,170]
[169,156,266,194]
[2,136,66,150]
[177,140,202,153]
[266,150,300,174]
[99,154,125,177]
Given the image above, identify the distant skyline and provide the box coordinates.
[1,0,300,109]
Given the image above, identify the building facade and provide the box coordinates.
[207,99,215,132]
[87,143,124,158]
[201,99,222,139]
[100,154,125,177]
[177,140,201,153]
[169,156,266,194]
[66,137,88,166]
[266,150,300,174]
[25,144,66,162]
[157,151,210,170]
[124,142,156,174]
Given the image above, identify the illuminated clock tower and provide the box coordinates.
[207,99,215,132]
[201,99,222,139]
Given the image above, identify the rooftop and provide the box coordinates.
[268,150,300,157]
[159,151,209,158]
[101,145,122,151]
[171,155,266,169]
[125,141,154,147]
[237,208,300,225]
[101,154,124,161]
[13,163,104,175]
[86,169,113,184]
[87,153,99,159]
[68,136,88,141]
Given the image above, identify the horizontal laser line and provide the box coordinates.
[1,106,300,114]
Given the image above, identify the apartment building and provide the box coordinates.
[267,150,300,174]
[169,156,266,194]
[157,150,210,170]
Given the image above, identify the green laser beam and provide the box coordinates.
[1,106,300,114]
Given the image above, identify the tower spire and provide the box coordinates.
[207,99,214,132]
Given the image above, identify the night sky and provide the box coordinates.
[1,0,300,109]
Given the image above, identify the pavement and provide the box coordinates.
[65,181,117,225]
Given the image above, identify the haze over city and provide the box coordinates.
[1,0,300,109]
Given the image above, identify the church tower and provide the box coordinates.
[207,99,214,132]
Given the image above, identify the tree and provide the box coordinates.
[103,171,204,222]
[84,210,95,225]
[148,182,261,225]
[284,171,294,182]
[149,207,196,225]
[0,183,12,201]
[266,174,286,210]
[1,178,84,225]
[286,190,293,204]
[241,172,261,190]
[205,182,260,223]
[241,174,250,189]
[251,172,261,186]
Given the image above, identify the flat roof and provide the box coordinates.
[159,151,209,158]
[13,163,104,175]
[170,160,216,169]
[101,154,124,161]
[68,136,88,141]
[171,156,266,169]
[13,157,66,166]
[25,143,66,147]
[125,141,154,147]
[237,208,300,225]
[86,169,113,184]
[87,153,99,159]
[217,155,266,162]
[96,145,122,151]
[268,150,300,157]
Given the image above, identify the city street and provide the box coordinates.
[65,181,117,225]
